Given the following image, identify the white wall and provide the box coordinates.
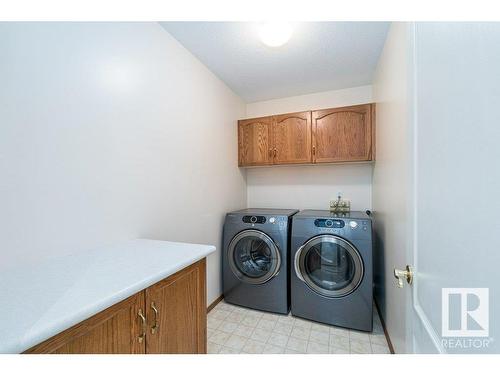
[246,86,374,211]
[371,22,411,353]
[0,22,246,305]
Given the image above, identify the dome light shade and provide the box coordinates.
[258,22,293,47]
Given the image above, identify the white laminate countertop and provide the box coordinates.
[0,239,215,353]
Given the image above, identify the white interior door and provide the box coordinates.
[407,22,500,353]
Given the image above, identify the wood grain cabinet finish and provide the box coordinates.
[273,111,312,164]
[25,259,207,354]
[237,104,375,167]
[312,104,375,163]
[25,293,146,354]
[145,260,206,354]
[238,116,273,166]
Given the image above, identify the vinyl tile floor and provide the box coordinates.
[207,300,391,354]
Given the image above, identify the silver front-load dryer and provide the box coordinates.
[223,208,298,314]
[291,210,373,331]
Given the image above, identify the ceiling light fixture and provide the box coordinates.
[258,22,293,47]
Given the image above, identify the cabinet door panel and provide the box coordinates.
[312,104,374,163]
[238,117,273,166]
[25,293,146,354]
[274,111,312,164]
[145,259,206,354]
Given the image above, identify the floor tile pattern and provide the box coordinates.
[207,300,391,354]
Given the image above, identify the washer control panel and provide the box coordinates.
[242,215,266,224]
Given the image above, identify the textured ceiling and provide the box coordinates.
[160,22,390,102]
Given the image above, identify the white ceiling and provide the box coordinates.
[160,22,390,102]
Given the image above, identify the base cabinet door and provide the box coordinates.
[25,259,207,354]
[145,259,207,354]
[25,293,146,354]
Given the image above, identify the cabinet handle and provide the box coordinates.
[273,148,277,157]
[312,146,316,156]
[137,309,146,343]
[150,302,159,334]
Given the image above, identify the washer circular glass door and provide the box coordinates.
[295,235,363,298]
[228,229,281,285]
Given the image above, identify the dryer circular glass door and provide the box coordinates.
[294,235,363,298]
[228,229,281,285]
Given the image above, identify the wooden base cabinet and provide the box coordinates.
[25,259,207,354]
[145,260,206,354]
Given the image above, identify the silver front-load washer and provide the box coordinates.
[222,208,298,314]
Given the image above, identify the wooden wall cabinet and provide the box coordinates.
[238,116,274,166]
[312,104,374,163]
[238,104,375,167]
[25,259,206,354]
[238,111,311,166]
[274,111,312,164]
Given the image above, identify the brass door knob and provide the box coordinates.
[394,265,413,288]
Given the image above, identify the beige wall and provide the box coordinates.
[371,22,411,353]
[0,23,247,305]
[245,85,374,211]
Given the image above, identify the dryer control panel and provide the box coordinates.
[303,218,371,239]
[314,219,345,228]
